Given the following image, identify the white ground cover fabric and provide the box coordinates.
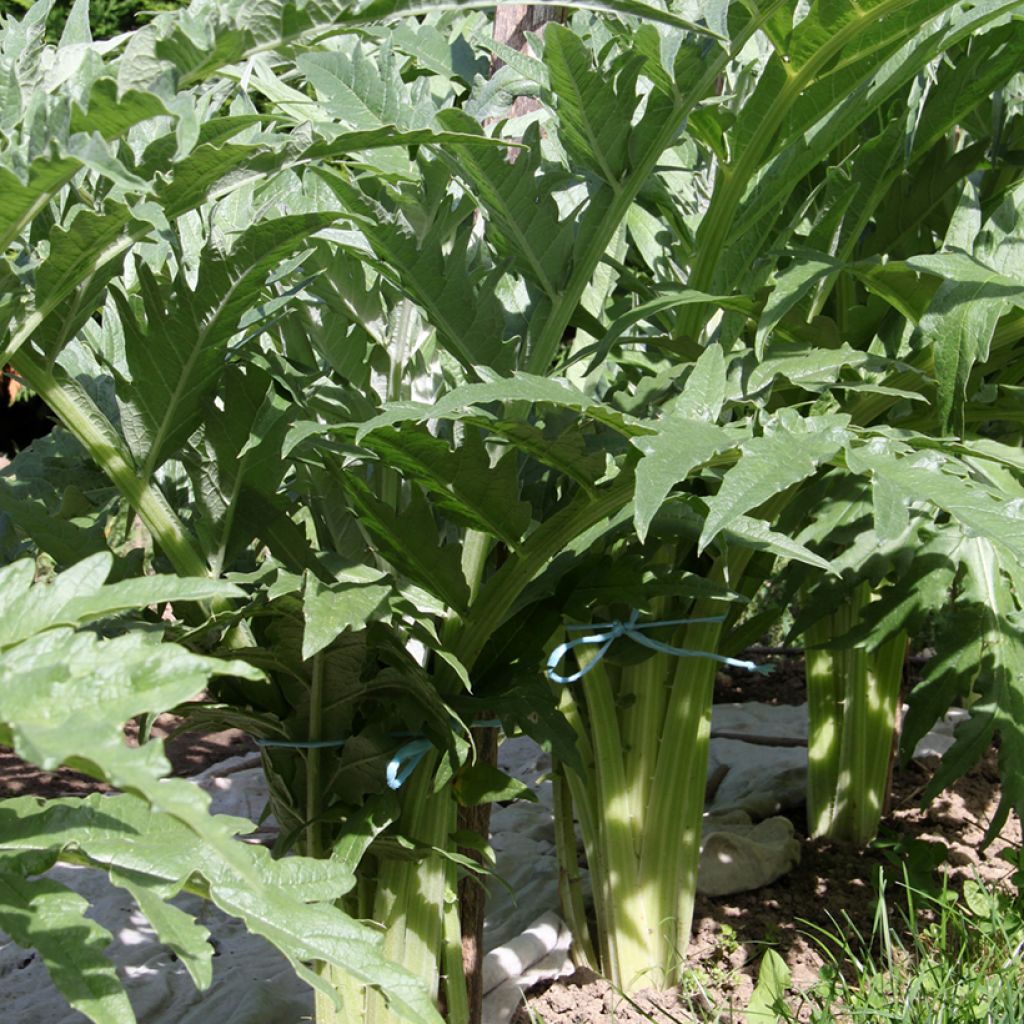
[0,703,953,1023]
[0,755,307,1024]
[0,864,312,1024]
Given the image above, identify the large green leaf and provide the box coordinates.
[31,204,147,348]
[0,157,82,254]
[0,77,166,254]
[188,364,296,570]
[847,441,1024,563]
[754,252,839,357]
[746,342,873,395]
[2,128,283,367]
[113,214,336,477]
[466,418,608,494]
[302,572,392,660]
[720,512,835,573]
[0,867,134,1024]
[355,426,532,547]
[699,411,850,553]
[356,372,640,439]
[297,40,435,130]
[544,24,638,185]
[340,477,470,613]
[633,420,738,544]
[0,556,265,870]
[631,343,732,540]
[680,0,1024,339]
[435,110,574,303]
[903,252,1024,433]
[902,538,1024,846]
[0,550,443,1022]
[0,552,244,649]
[0,794,443,1023]
[315,166,511,371]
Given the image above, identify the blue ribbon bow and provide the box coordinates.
[546,610,774,684]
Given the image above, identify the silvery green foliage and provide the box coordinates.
[0,554,443,1024]
[3,0,1024,1010]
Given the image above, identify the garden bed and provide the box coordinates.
[3,666,1017,1024]
[515,748,1019,1023]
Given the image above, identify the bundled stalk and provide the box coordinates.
[551,546,767,993]
[803,582,908,844]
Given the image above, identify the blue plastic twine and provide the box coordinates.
[386,737,433,790]
[255,720,499,792]
[546,610,774,684]
[256,736,429,790]
[256,738,347,749]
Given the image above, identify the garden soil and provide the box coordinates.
[1,659,1019,1024]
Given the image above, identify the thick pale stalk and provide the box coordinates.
[620,647,670,828]
[831,626,907,844]
[620,587,672,827]
[13,350,209,579]
[443,865,470,1024]
[578,658,651,988]
[552,684,601,970]
[305,653,328,859]
[364,765,453,1024]
[804,585,869,838]
[315,965,365,1023]
[557,613,724,991]
[629,543,766,988]
[803,613,842,837]
[553,611,733,991]
[552,768,596,969]
[634,615,723,989]
[804,583,907,844]
[552,534,769,993]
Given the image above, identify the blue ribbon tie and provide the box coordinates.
[386,737,433,790]
[546,610,774,684]
[256,738,347,749]
[255,735,432,791]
